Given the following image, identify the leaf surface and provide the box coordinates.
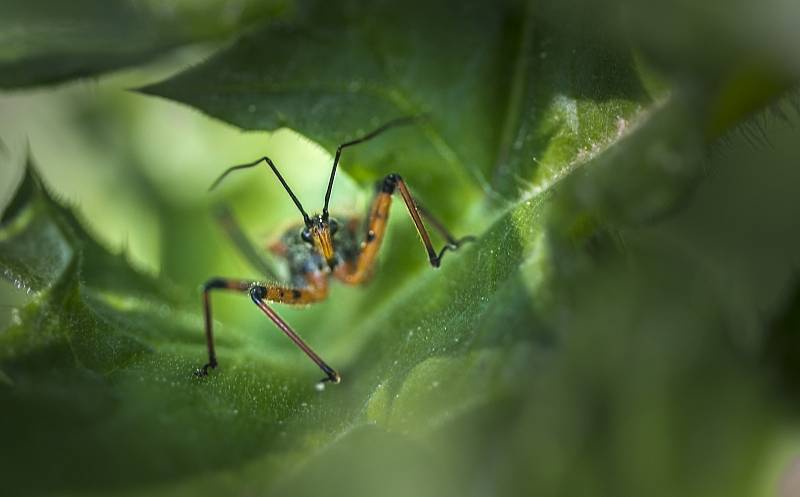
[144,0,652,202]
[0,0,287,88]
[2,1,800,496]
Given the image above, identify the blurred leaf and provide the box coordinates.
[144,0,652,202]
[616,0,800,83]
[765,277,800,409]
[0,163,174,299]
[538,0,800,142]
[0,0,288,89]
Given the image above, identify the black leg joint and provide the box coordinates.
[381,173,401,193]
[194,359,218,377]
[203,277,229,292]
[320,364,341,384]
[250,285,267,302]
[430,236,476,268]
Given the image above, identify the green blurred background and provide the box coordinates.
[2,1,800,496]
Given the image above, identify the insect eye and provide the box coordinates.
[301,229,313,244]
[329,219,338,234]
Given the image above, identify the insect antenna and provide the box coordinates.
[210,156,311,223]
[322,115,421,219]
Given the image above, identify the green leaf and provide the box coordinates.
[0,0,288,89]
[0,164,172,299]
[2,1,800,496]
[3,93,798,495]
[143,0,652,202]
[0,152,546,493]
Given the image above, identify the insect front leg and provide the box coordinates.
[198,273,340,384]
[416,202,477,250]
[335,173,474,284]
[198,278,252,376]
[383,174,475,266]
[249,284,340,384]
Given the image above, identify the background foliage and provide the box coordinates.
[1,0,799,496]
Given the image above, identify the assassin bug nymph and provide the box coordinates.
[197,117,475,385]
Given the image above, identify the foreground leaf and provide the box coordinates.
[144,0,652,202]
[3,93,799,496]
[0,0,287,89]
[3,1,800,495]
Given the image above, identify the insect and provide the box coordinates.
[197,117,474,385]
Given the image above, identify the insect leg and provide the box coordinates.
[213,205,282,280]
[416,202,477,249]
[383,173,474,267]
[334,183,393,284]
[198,273,339,383]
[250,284,340,384]
[335,173,473,284]
[198,277,253,376]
